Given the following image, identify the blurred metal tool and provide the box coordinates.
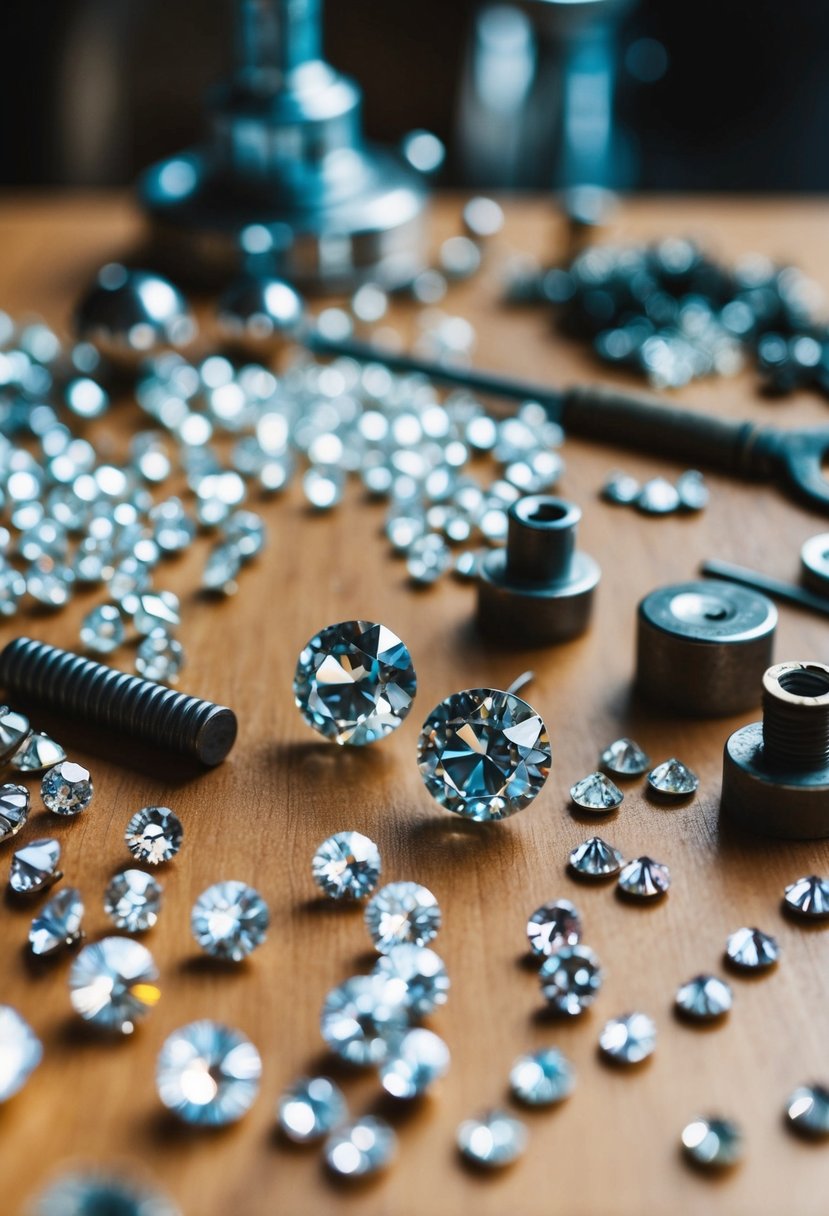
[702,560,829,619]
[140,0,428,291]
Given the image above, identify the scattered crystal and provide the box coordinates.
[0,566,25,616]
[191,881,269,961]
[675,975,733,1022]
[27,558,75,608]
[125,806,183,864]
[0,1006,42,1101]
[373,944,450,1017]
[568,836,624,879]
[29,887,84,956]
[224,509,267,560]
[104,869,163,933]
[325,1116,397,1178]
[785,1084,829,1138]
[136,631,185,683]
[452,550,481,581]
[637,476,681,514]
[294,620,417,746]
[278,1076,347,1144]
[602,471,641,505]
[150,498,195,552]
[320,974,409,1065]
[681,1116,742,1169]
[0,706,31,762]
[647,758,698,797]
[457,1110,527,1170]
[600,737,651,777]
[365,881,441,953]
[9,838,62,894]
[509,1047,575,1106]
[69,936,160,1033]
[539,944,603,1016]
[157,1020,262,1126]
[80,603,124,653]
[406,534,451,586]
[134,591,181,636]
[41,760,93,816]
[725,926,780,971]
[303,465,344,509]
[30,1171,180,1216]
[9,732,66,775]
[617,856,671,899]
[312,830,381,900]
[202,542,242,595]
[676,469,709,511]
[783,875,829,919]
[526,899,582,958]
[570,771,623,812]
[0,782,29,842]
[599,1012,657,1064]
[380,1027,450,1098]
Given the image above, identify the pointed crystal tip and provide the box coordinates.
[647,758,699,798]
[600,737,650,777]
[617,856,671,900]
[675,974,732,1022]
[570,772,624,812]
[568,836,624,879]
[29,887,85,957]
[725,926,779,971]
[783,875,829,920]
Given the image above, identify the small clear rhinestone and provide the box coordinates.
[600,737,651,777]
[681,1116,742,1169]
[570,772,623,812]
[417,688,551,821]
[191,881,269,961]
[637,476,681,514]
[602,471,641,505]
[0,566,25,616]
[278,1076,347,1143]
[134,591,181,636]
[380,1027,450,1098]
[125,806,183,864]
[647,758,698,798]
[320,974,409,1065]
[0,706,31,762]
[312,831,381,900]
[41,761,93,816]
[9,732,66,775]
[136,631,185,683]
[568,836,624,879]
[27,559,75,609]
[365,881,441,953]
[676,470,709,511]
[10,838,62,895]
[29,887,84,956]
[157,1020,262,1126]
[104,869,163,932]
[223,510,267,560]
[0,783,30,842]
[406,534,451,585]
[539,944,603,1016]
[373,943,450,1016]
[457,1110,528,1169]
[526,899,582,958]
[599,1012,657,1064]
[675,975,733,1022]
[324,1116,397,1178]
[294,620,417,746]
[725,926,779,971]
[69,937,160,1033]
[509,1048,574,1106]
[785,1084,829,1138]
[30,1171,179,1216]
[80,603,124,654]
[618,856,671,900]
[783,875,829,919]
[202,542,242,595]
[0,1006,42,1100]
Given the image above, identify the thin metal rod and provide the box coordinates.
[701,560,829,620]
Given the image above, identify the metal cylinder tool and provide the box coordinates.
[636,581,777,717]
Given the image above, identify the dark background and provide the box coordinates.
[2,0,828,191]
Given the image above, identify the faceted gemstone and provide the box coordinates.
[0,706,31,763]
[568,836,624,879]
[365,881,441,953]
[676,470,709,511]
[324,1116,397,1178]
[570,772,623,812]
[79,603,124,654]
[725,926,780,971]
[509,1047,575,1106]
[417,688,551,822]
[526,899,582,958]
[10,732,66,775]
[104,869,163,932]
[456,1110,528,1169]
[783,875,829,919]
[27,560,75,609]
[647,758,699,798]
[681,1116,742,1169]
[30,1172,180,1216]
[223,510,267,560]
[312,831,381,900]
[785,1084,829,1138]
[539,944,603,1016]
[0,783,30,842]
[69,937,160,1033]
[0,566,25,617]
[373,944,450,1017]
[278,1076,347,1144]
[125,806,183,865]
[600,737,651,778]
[380,1028,450,1098]
[320,975,408,1066]
[675,975,733,1022]
[29,887,84,956]
[0,1006,42,1101]
[406,534,451,586]
[41,761,94,816]
[202,542,242,595]
[637,476,681,514]
[134,591,180,637]
[602,471,641,505]
[136,631,185,684]
[617,856,671,900]
[9,838,62,895]
[157,1020,261,1126]
[599,1012,657,1064]
[293,620,417,746]
[191,881,269,961]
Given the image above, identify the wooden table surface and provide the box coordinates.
[1,194,828,1216]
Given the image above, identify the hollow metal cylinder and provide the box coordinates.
[635,580,777,717]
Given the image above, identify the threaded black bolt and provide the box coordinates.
[0,637,237,767]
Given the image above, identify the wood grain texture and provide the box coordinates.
[1,194,828,1216]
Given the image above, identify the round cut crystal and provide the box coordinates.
[599,1012,657,1065]
[324,1116,397,1178]
[41,761,93,816]
[125,806,183,864]
[725,926,779,971]
[417,688,551,821]
[526,899,582,958]
[509,1048,574,1106]
[136,631,185,684]
[104,869,163,933]
[320,975,408,1066]
[134,591,180,637]
[365,881,441,953]
[0,783,30,842]
[312,831,381,900]
[30,1171,179,1216]
[0,567,25,617]
[457,1110,528,1169]
[380,1028,450,1099]
[373,943,450,1016]
[293,620,417,745]
[681,1116,742,1169]
[80,603,124,654]
[10,733,66,775]
[570,772,623,812]
[29,887,84,957]
[600,737,651,777]
[539,944,603,1016]
[647,758,698,798]
[675,975,732,1022]
[0,1006,42,1101]
[191,881,269,961]
[157,1020,261,1126]
[10,838,62,895]
[786,1084,829,1138]
[278,1076,347,1144]
[69,937,160,1033]
[568,836,624,879]
[783,875,829,919]
[617,856,671,900]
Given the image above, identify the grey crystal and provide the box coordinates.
[509,1047,575,1106]
[0,1006,42,1101]
[570,771,623,812]
[365,881,441,953]
[526,899,582,958]
[675,975,732,1022]
[311,830,381,901]
[373,944,450,1017]
[600,737,651,777]
[278,1076,347,1144]
[783,875,829,919]
[786,1084,829,1138]
[191,881,269,961]
[617,856,671,899]
[457,1110,528,1169]
[568,836,624,879]
[324,1116,397,1178]
[10,732,66,775]
[104,869,163,933]
[69,936,159,1033]
[539,944,603,1016]
[0,783,29,842]
[320,974,409,1065]
[599,1012,657,1064]
[681,1116,743,1169]
[725,926,779,971]
[41,761,93,816]
[10,838,62,894]
[29,887,84,956]
[647,758,698,797]
[125,806,183,865]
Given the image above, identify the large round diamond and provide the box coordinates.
[156,1020,261,1127]
[417,688,551,821]
[68,937,160,1033]
[293,620,417,745]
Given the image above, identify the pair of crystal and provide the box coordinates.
[277,1076,397,1177]
[563,841,672,899]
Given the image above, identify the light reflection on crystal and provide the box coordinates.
[365,882,441,953]
[373,943,450,1016]
[69,936,160,1033]
[191,881,269,961]
[324,1116,397,1178]
[125,806,183,865]
[725,926,779,971]
[156,1020,262,1126]
[509,1048,574,1106]
[10,733,66,775]
[570,772,623,812]
[29,887,84,956]
[320,975,408,1066]
[104,869,163,933]
[617,856,671,900]
[278,1076,347,1143]
[80,603,124,654]
[539,945,603,1016]
[681,1116,742,1169]
[785,1084,829,1138]
[457,1110,527,1169]
[31,1170,180,1216]
[311,831,381,900]
[783,875,829,919]
[568,836,624,879]
[136,631,185,684]
[41,761,94,816]
[0,1006,42,1101]
[9,838,62,895]
[647,758,698,798]
[599,1012,657,1065]
[379,1027,450,1098]
[526,900,582,958]
[0,782,29,842]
